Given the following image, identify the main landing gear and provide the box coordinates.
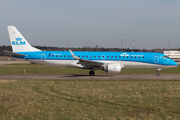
[89,70,95,76]
[156,68,161,76]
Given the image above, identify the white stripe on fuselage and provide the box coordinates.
[29,59,175,69]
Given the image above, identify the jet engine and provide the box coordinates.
[104,64,122,73]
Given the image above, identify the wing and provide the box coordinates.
[77,59,104,68]
[69,50,124,69]
[69,50,104,69]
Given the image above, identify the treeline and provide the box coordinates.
[0,46,12,56]
[0,45,176,56]
[35,46,142,52]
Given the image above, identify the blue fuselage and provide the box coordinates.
[14,51,178,69]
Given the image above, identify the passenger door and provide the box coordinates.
[154,55,159,63]
[41,54,46,62]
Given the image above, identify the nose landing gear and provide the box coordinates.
[156,68,161,76]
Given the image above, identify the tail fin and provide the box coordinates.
[7,26,41,52]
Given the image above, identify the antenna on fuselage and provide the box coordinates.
[133,39,134,49]
[132,39,134,52]
[168,40,169,57]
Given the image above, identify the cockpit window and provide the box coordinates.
[163,56,169,59]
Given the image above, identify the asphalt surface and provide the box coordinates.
[0,61,30,65]
[0,74,180,80]
[0,60,179,80]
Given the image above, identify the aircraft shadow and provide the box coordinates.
[65,74,114,77]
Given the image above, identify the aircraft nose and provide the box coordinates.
[172,61,178,66]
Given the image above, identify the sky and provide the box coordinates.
[1,0,180,49]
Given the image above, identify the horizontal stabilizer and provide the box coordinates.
[3,51,26,57]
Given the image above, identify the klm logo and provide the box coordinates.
[12,37,26,45]
[16,37,22,41]
[120,53,129,56]
[113,67,116,70]
[113,65,117,71]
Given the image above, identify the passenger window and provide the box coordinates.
[123,56,125,58]
[119,56,121,58]
[49,54,51,57]
[138,56,140,58]
[115,56,117,58]
[64,55,66,57]
[86,56,88,58]
[111,56,113,58]
[135,56,136,58]
[68,55,70,57]
[56,55,58,57]
[94,56,96,58]
[107,56,109,58]
[78,56,80,57]
[131,56,132,58]
[52,55,54,57]
[127,56,128,58]
[60,55,62,57]
[82,56,84,58]
[90,56,92,58]
[98,56,100,58]
[142,56,144,58]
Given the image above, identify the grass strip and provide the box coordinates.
[0,80,180,119]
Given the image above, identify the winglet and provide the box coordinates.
[69,50,80,60]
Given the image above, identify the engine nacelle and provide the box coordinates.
[104,64,122,73]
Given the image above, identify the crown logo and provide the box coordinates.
[16,37,22,41]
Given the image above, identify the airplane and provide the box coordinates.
[6,26,178,76]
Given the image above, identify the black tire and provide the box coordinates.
[156,73,160,76]
[92,71,95,76]
[89,71,92,76]
[89,71,95,76]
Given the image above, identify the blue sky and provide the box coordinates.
[1,0,180,49]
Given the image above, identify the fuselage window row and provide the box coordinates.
[48,54,145,59]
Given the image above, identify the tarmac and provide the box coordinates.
[0,74,180,80]
[0,61,30,65]
[0,59,179,80]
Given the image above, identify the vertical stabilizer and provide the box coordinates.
[7,26,41,52]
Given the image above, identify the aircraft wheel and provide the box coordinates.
[156,72,160,76]
[89,70,95,76]
[92,71,95,76]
